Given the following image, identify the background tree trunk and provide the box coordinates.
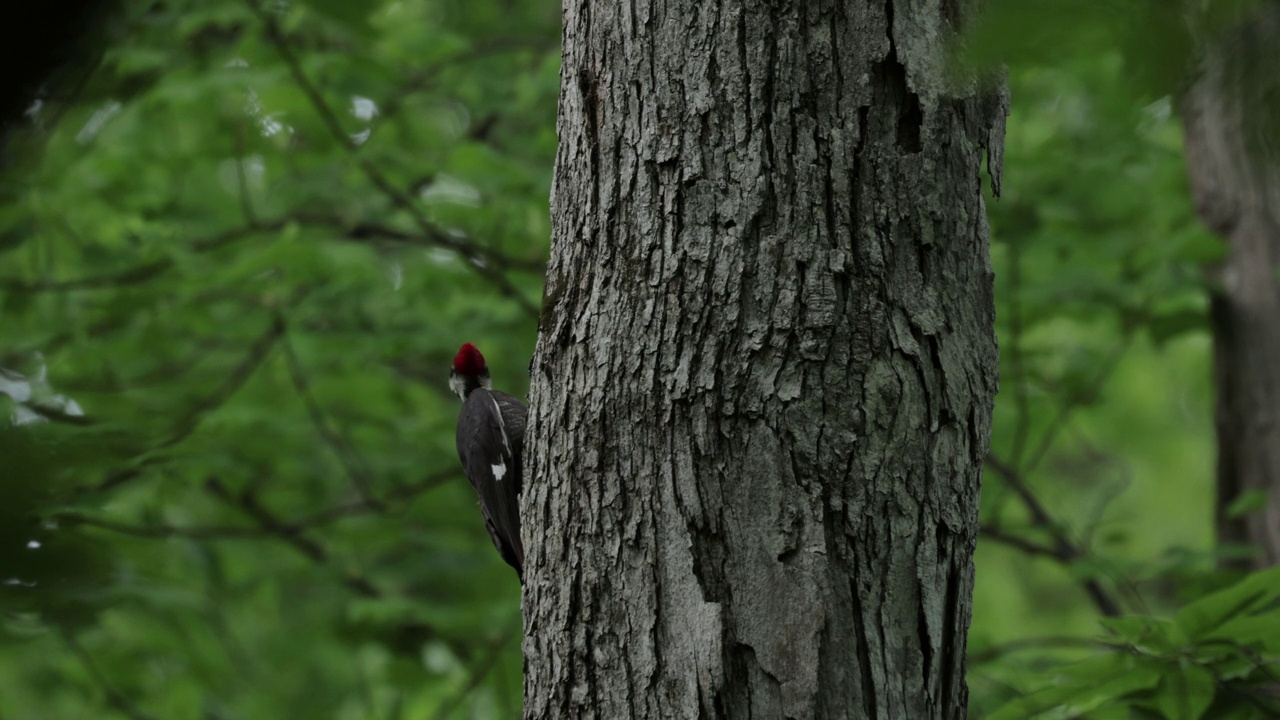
[524,1,1004,717]
[1182,8,1280,569]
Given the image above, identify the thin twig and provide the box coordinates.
[200,476,478,663]
[92,317,285,494]
[1022,335,1134,478]
[0,214,541,294]
[55,513,267,539]
[57,469,456,541]
[979,525,1060,559]
[430,619,520,720]
[0,222,286,293]
[233,123,258,225]
[204,477,382,598]
[985,454,1068,538]
[62,630,161,720]
[340,219,546,272]
[279,326,384,510]
[376,35,559,121]
[294,469,456,526]
[1006,232,1031,466]
[37,27,109,137]
[984,454,1123,617]
[247,0,539,316]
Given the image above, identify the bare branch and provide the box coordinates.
[978,525,1059,559]
[984,454,1123,617]
[984,454,1069,542]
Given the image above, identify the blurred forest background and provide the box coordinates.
[0,0,1277,718]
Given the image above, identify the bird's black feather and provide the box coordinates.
[456,388,526,581]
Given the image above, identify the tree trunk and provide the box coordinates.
[524,1,1004,717]
[1182,8,1280,569]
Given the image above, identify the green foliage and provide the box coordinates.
[969,2,1280,717]
[2,0,1276,717]
[0,424,120,632]
[959,0,1266,99]
[972,11,1219,676]
[0,0,555,717]
[989,569,1280,719]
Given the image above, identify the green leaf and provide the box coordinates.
[1175,567,1280,640]
[1207,608,1280,650]
[1148,308,1207,346]
[1151,664,1216,720]
[298,0,379,34]
[1102,616,1184,652]
[988,654,1162,720]
[1225,489,1268,518]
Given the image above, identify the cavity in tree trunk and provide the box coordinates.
[524,1,1004,717]
[1182,8,1280,569]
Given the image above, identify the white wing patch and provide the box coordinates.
[489,395,512,456]
[491,461,508,482]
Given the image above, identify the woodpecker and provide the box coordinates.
[451,342,526,582]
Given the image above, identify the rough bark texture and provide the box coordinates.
[1182,8,1280,569]
[524,1,1004,717]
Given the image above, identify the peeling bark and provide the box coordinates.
[524,1,1003,717]
[1182,8,1280,569]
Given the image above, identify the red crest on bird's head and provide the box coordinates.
[452,343,488,376]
